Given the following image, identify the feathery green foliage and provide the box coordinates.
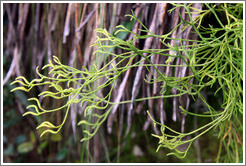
[10,3,243,162]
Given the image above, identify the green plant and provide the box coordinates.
[148,3,243,161]
[11,3,243,162]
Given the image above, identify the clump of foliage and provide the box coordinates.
[11,3,243,162]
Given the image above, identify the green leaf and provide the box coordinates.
[37,142,48,154]
[50,133,62,142]
[17,142,34,153]
[30,131,36,144]
[36,121,58,129]
[8,84,36,113]
[23,110,40,116]
[115,21,134,40]
[10,86,32,92]
[40,129,59,137]
[49,83,63,92]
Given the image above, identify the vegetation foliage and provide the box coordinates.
[4,3,243,163]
